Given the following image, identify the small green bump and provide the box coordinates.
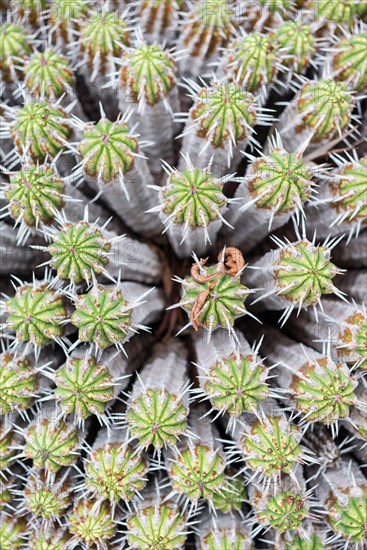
[29,526,71,550]
[240,415,303,477]
[211,472,246,513]
[80,12,129,66]
[120,43,177,106]
[275,21,315,73]
[48,220,111,284]
[49,0,91,40]
[328,490,367,542]
[248,148,314,214]
[331,33,367,92]
[84,442,148,504]
[79,118,138,184]
[202,525,253,550]
[5,163,65,227]
[127,501,187,549]
[68,499,116,547]
[203,352,269,417]
[24,471,72,520]
[169,443,226,503]
[0,421,19,471]
[161,166,227,228]
[10,101,72,162]
[274,239,340,306]
[24,49,74,99]
[0,23,32,81]
[290,357,357,424]
[54,355,114,418]
[284,533,324,549]
[0,351,38,414]
[257,490,308,532]
[337,309,367,370]
[0,516,27,550]
[127,388,188,449]
[70,284,133,350]
[298,80,354,142]
[228,33,277,92]
[314,0,357,24]
[330,157,367,225]
[23,417,80,473]
[5,283,67,347]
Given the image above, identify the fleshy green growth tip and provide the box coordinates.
[10,101,72,162]
[48,220,111,284]
[257,491,307,532]
[5,283,67,347]
[5,163,65,227]
[337,308,367,370]
[314,0,357,25]
[84,443,148,503]
[275,21,315,73]
[127,388,188,449]
[24,49,74,99]
[68,499,116,546]
[24,472,72,520]
[0,516,27,550]
[211,473,246,513]
[29,527,71,550]
[331,33,367,92]
[70,284,134,350]
[284,533,325,550]
[0,23,32,81]
[80,12,129,67]
[328,489,367,542]
[54,355,115,418]
[0,351,38,414]
[201,526,253,550]
[330,157,367,225]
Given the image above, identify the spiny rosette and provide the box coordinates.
[0,516,27,550]
[120,43,177,106]
[181,249,250,332]
[54,354,115,418]
[296,79,354,142]
[24,49,74,100]
[10,101,72,162]
[284,533,326,549]
[70,284,134,350]
[47,220,112,284]
[0,23,32,82]
[24,471,73,520]
[161,165,227,228]
[49,0,91,43]
[4,163,65,227]
[202,353,269,417]
[5,283,67,347]
[314,0,357,25]
[189,82,257,148]
[226,32,278,93]
[23,417,80,472]
[275,21,315,74]
[28,526,71,550]
[336,308,367,369]
[247,148,314,214]
[0,351,38,414]
[168,443,227,503]
[0,421,20,471]
[12,0,47,25]
[126,501,187,549]
[211,473,246,513]
[330,32,367,92]
[84,442,148,503]
[240,415,304,477]
[256,490,308,532]
[68,499,116,546]
[126,388,188,449]
[78,118,138,184]
[273,239,340,306]
[290,357,358,424]
[330,157,367,226]
[327,488,367,543]
[201,525,253,550]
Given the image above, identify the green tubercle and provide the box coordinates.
[5,283,67,347]
[0,516,27,550]
[203,353,269,417]
[337,309,367,370]
[24,471,72,520]
[284,533,324,549]
[70,284,133,350]
[240,415,303,477]
[331,33,367,92]
[0,351,38,414]
[84,443,148,503]
[47,220,111,284]
[211,473,246,513]
[228,33,277,93]
[49,0,91,40]
[248,148,314,214]
[328,490,367,542]
[127,501,187,549]
[275,21,315,73]
[0,422,19,471]
[80,12,129,66]
[297,80,354,142]
[274,239,340,306]
[257,491,308,532]
[161,166,227,228]
[54,355,114,418]
[169,443,226,503]
[79,118,138,184]
[24,49,74,99]
[120,43,177,106]
[202,526,253,550]
[5,163,65,227]
[68,499,116,546]
[0,23,32,81]
[314,0,356,24]
[29,527,71,550]
[10,101,72,162]
[330,157,367,225]
[290,357,357,424]
[23,417,80,472]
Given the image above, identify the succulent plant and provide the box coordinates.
[211,473,246,513]
[314,0,357,25]
[48,0,91,46]
[24,49,74,100]
[336,306,367,369]
[199,513,254,550]
[0,419,21,472]
[13,0,47,26]
[68,499,116,547]
[28,526,71,550]
[329,31,367,92]
[257,490,308,532]
[330,156,367,227]
[0,515,27,550]
[23,470,73,520]
[0,351,38,414]
[276,21,316,75]
[139,0,181,43]
[0,22,32,82]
